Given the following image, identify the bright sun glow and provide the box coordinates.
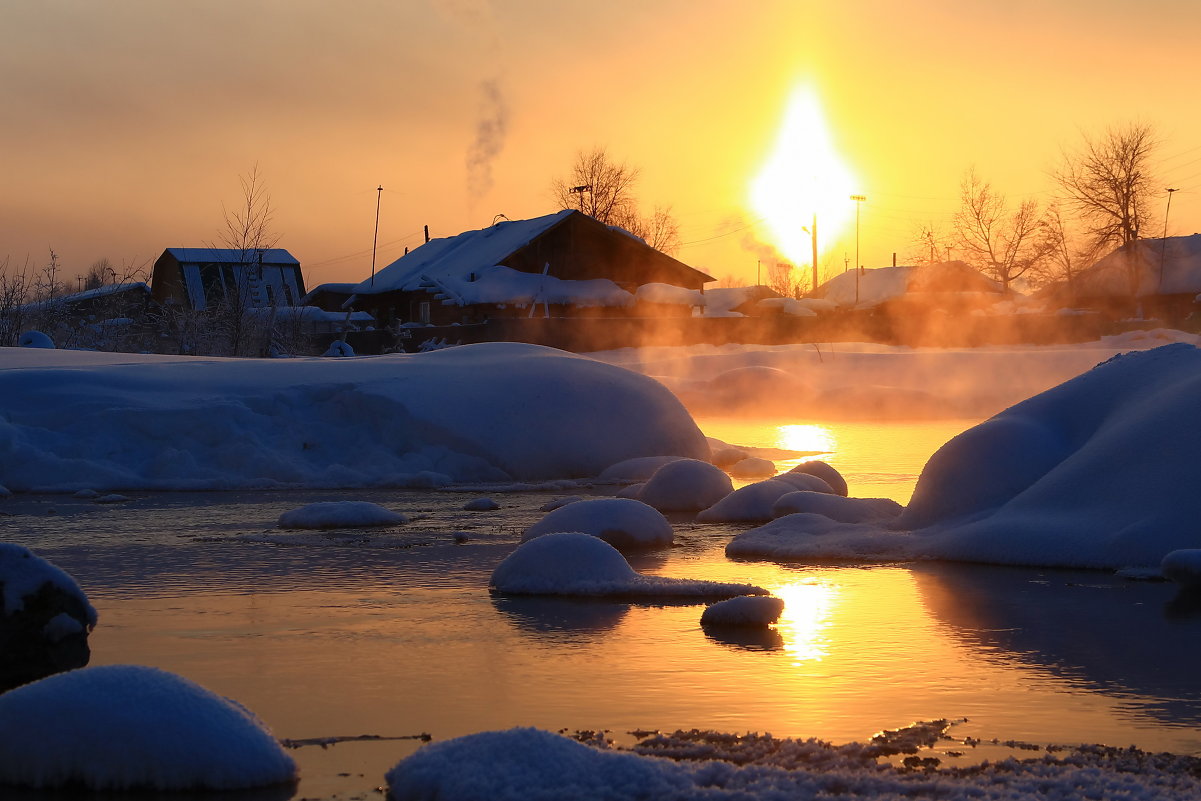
[776,423,836,455]
[773,580,839,663]
[750,86,859,272]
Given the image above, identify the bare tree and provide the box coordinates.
[1053,123,1158,295]
[0,257,34,346]
[551,147,641,225]
[910,222,953,265]
[83,258,116,291]
[625,205,682,254]
[1034,203,1103,296]
[954,169,1047,291]
[766,262,806,299]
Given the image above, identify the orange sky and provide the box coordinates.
[3,0,1201,288]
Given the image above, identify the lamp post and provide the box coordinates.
[850,194,866,304]
[1157,187,1178,293]
[370,185,383,287]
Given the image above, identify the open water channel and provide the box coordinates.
[4,417,1200,801]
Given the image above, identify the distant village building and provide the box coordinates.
[345,210,713,327]
[1054,235,1201,321]
[814,261,1007,313]
[150,248,307,311]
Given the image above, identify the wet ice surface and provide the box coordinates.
[5,485,1201,800]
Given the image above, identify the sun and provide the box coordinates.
[750,86,860,275]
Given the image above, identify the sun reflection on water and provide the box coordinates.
[776,423,836,457]
[772,580,840,664]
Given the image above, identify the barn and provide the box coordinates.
[345,210,713,327]
[150,248,307,312]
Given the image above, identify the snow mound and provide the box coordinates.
[1162,550,1201,589]
[771,471,835,493]
[637,459,733,513]
[697,479,798,523]
[597,456,683,483]
[730,345,1201,570]
[17,331,54,349]
[490,532,764,598]
[771,492,903,523]
[322,339,355,357]
[700,595,785,627]
[464,497,499,511]
[0,664,296,790]
[728,457,777,479]
[521,498,673,550]
[278,500,408,529]
[0,342,707,491]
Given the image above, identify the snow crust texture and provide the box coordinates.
[0,664,297,790]
[385,727,1201,801]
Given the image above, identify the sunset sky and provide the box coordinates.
[3,0,1201,289]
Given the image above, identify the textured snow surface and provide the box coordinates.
[0,665,296,790]
[385,727,1201,801]
[700,595,785,627]
[490,532,764,598]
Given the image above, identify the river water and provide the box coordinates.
[4,417,1200,800]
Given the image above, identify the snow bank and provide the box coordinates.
[0,664,296,790]
[0,342,707,492]
[490,532,764,598]
[385,727,1201,801]
[729,345,1201,570]
[278,500,408,529]
[521,498,674,550]
[700,595,785,627]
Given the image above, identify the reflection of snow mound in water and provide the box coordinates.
[0,664,296,791]
[522,498,673,550]
[491,532,765,598]
[730,345,1201,570]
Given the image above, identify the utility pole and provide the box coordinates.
[1158,187,1179,292]
[810,213,818,296]
[850,194,866,304]
[370,185,383,287]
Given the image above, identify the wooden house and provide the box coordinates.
[150,248,307,311]
[345,210,713,327]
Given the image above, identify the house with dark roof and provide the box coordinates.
[346,210,713,327]
[150,248,307,311]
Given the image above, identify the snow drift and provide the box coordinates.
[729,344,1201,570]
[0,342,708,492]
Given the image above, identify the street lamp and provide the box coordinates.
[1158,187,1178,293]
[850,195,866,304]
[370,185,383,287]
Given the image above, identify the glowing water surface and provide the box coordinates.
[5,418,1200,801]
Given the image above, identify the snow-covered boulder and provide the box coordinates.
[700,595,785,628]
[1162,550,1201,589]
[17,331,54,349]
[278,501,408,529]
[638,459,733,513]
[521,498,673,551]
[490,532,764,598]
[0,544,97,692]
[0,664,297,790]
[771,492,903,523]
[730,345,1201,571]
[709,446,748,469]
[697,479,799,523]
[785,461,847,496]
[727,457,777,479]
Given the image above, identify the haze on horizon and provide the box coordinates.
[3,0,1201,289]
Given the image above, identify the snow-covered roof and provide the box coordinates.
[435,264,633,308]
[1077,235,1201,297]
[816,262,1005,308]
[300,283,359,304]
[16,282,150,313]
[353,210,574,297]
[163,248,299,266]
